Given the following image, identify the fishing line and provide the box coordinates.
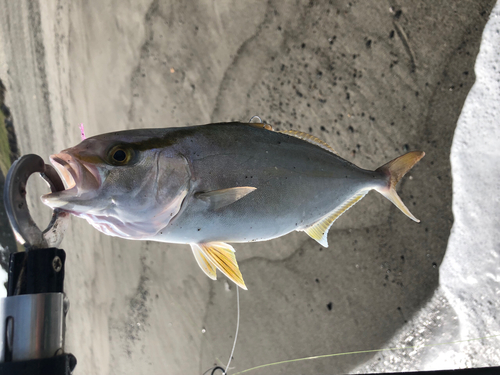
[201,366,225,375]
[223,285,241,374]
[232,334,500,374]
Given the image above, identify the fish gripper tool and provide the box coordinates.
[0,154,76,375]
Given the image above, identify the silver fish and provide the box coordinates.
[42,122,424,289]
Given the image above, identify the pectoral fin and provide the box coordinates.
[195,187,257,210]
[191,244,217,280]
[301,192,367,247]
[191,242,247,290]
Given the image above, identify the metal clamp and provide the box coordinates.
[3,154,69,249]
[1,154,76,373]
[0,293,65,362]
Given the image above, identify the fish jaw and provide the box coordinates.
[42,151,103,212]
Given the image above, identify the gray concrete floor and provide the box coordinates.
[0,1,496,374]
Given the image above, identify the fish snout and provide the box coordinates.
[42,152,103,211]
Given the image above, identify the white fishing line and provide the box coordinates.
[224,286,240,375]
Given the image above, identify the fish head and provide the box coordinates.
[42,131,191,238]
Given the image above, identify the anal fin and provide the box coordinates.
[191,242,247,290]
[301,192,367,247]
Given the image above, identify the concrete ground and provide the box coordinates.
[0,1,496,374]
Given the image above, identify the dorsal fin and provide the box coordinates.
[279,130,338,155]
[300,191,367,247]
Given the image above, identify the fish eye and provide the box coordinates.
[108,145,133,165]
[113,149,126,162]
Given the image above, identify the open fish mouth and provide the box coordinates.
[41,152,101,208]
[51,155,78,191]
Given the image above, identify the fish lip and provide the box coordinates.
[42,152,101,207]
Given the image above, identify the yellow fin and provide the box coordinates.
[190,244,217,280]
[195,242,247,290]
[301,192,367,247]
[195,187,257,210]
[279,129,338,155]
[375,151,425,223]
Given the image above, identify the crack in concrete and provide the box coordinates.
[393,20,417,73]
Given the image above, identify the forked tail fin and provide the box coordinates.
[375,151,425,222]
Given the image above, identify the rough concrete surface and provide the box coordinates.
[355,5,500,371]
[0,1,496,374]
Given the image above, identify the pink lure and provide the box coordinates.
[79,123,86,140]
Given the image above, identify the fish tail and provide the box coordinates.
[374,151,425,222]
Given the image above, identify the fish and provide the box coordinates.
[42,122,424,290]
